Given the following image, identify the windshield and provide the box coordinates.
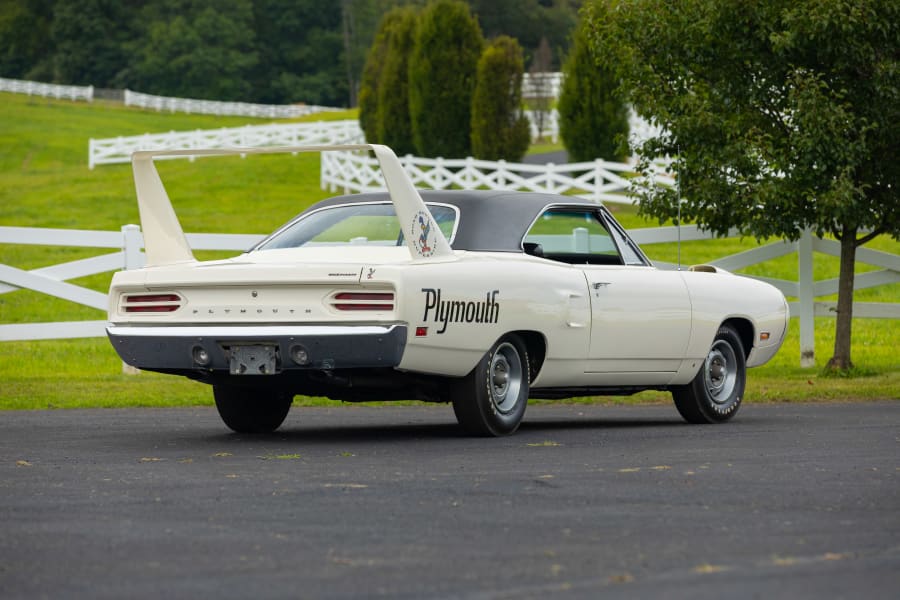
[255,202,458,250]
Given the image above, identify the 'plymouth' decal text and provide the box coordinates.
[421,288,500,334]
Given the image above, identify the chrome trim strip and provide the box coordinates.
[106,323,404,337]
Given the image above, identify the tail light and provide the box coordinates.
[121,293,183,313]
[331,292,394,311]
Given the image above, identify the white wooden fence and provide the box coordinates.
[0,76,93,102]
[123,89,342,119]
[89,120,365,169]
[522,72,563,99]
[2,222,896,367]
[321,148,671,205]
[0,225,263,341]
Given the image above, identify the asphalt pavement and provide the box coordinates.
[1,402,898,599]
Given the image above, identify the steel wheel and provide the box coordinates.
[451,335,530,436]
[489,342,525,415]
[703,340,739,405]
[673,325,746,424]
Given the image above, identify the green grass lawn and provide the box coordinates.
[1,92,897,409]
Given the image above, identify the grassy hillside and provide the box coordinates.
[0,92,897,409]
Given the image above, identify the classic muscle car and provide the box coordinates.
[107,144,788,436]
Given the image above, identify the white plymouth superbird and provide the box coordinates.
[107,144,788,435]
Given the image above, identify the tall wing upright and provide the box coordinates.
[130,144,454,267]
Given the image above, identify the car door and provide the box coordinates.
[523,207,691,382]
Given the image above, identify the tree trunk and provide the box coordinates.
[825,228,857,371]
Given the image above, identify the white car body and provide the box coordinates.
[107,144,788,435]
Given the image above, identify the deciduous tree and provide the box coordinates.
[591,0,900,370]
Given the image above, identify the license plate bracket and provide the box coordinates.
[228,345,278,375]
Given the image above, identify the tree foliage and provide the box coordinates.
[250,0,347,106]
[127,0,258,101]
[408,0,484,157]
[469,0,580,70]
[0,0,583,107]
[375,6,418,155]
[358,9,398,144]
[590,0,900,369]
[557,6,629,162]
[471,35,530,161]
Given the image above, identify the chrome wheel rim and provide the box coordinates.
[704,340,738,404]
[489,342,523,414]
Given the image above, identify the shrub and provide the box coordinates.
[358,10,399,143]
[471,35,531,161]
[375,6,418,155]
[408,0,484,158]
[558,7,629,162]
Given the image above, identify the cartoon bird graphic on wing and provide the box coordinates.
[417,214,432,254]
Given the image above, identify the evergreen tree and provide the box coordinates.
[358,9,398,142]
[408,0,484,157]
[471,35,530,161]
[375,6,418,154]
[557,5,629,161]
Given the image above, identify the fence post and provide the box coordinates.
[121,224,143,375]
[122,224,144,270]
[798,229,815,367]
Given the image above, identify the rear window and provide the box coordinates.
[257,202,458,250]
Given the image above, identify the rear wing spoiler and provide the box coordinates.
[130,144,454,266]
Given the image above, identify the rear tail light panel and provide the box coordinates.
[329,291,395,312]
[120,292,184,314]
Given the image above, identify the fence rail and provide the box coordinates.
[123,89,342,119]
[321,148,671,205]
[0,76,93,102]
[89,120,365,168]
[522,72,563,99]
[2,223,896,367]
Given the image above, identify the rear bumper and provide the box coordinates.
[107,323,407,373]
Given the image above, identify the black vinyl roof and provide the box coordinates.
[304,190,608,252]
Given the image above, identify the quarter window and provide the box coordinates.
[524,210,622,265]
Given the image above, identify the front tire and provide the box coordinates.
[213,385,293,433]
[451,335,530,436]
[673,325,746,424]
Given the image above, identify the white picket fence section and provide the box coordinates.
[1,76,93,102]
[321,148,671,205]
[89,120,365,168]
[2,222,896,367]
[123,89,342,119]
[522,72,563,99]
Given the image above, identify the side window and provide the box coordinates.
[523,209,623,265]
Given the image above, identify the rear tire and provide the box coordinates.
[451,335,529,436]
[672,325,746,424]
[213,385,293,433]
